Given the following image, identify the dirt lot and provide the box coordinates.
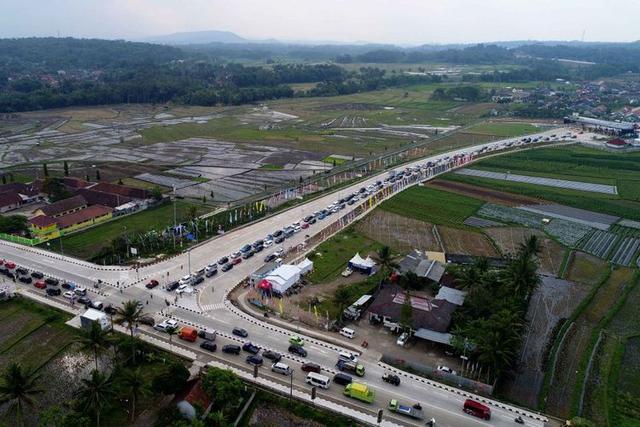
[484,227,566,276]
[565,251,609,286]
[546,267,634,418]
[500,276,589,408]
[249,402,325,427]
[428,179,544,206]
[438,225,498,257]
[355,209,442,253]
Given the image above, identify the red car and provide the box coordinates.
[34,281,46,289]
[4,262,15,270]
[301,222,310,229]
[145,279,159,289]
[231,257,242,265]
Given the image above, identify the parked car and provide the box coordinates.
[200,341,217,352]
[44,278,59,286]
[233,327,248,338]
[263,239,273,247]
[166,281,179,291]
[231,257,242,265]
[274,236,285,244]
[222,344,241,355]
[217,257,229,265]
[253,245,264,253]
[437,365,457,375]
[333,373,353,386]
[30,271,44,279]
[176,284,193,295]
[74,287,87,296]
[104,305,117,315]
[77,296,92,306]
[63,291,75,299]
[221,263,233,272]
[34,280,46,289]
[246,355,263,367]
[252,240,264,248]
[91,301,104,311]
[262,350,282,362]
[46,288,61,296]
[272,362,292,375]
[145,279,160,289]
[301,362,321,373]
[242,250,254,259]
[242,342,260,354]
[240,244,252,254]
[264,254,277,263]
[178,275,193,286]
[139,315,155,326]
[192,276,204,286]
[16,267,28,276]
[396,332,410,347]
[18,276,32,284]
[4,262,15,270]
[154,319,179,332]
[382,372,400,386]
[288,344,307,357]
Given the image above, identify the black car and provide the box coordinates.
[77,296,92,306]
[46,288,61,296]
[252,240,264,248]
[31,271,44,279]
[242,250,254,259]
[61,282,73,289]
[283,229,294,238]
[274,236,285,244]
[166,281,179,291]
[233,327,248,338]
[139,315,155,326]
[333,373,353,386]
[288,344,307,357]
[44,277,59,286]
[200,341,217,352]
[240,244,252,253]
[262,350,282,362]
[205,269,217,278]
[18,276,32,284]
[221,263,233,272]
[242,342,260,354]
[218,257,229,265]
[222,344,241,355]
[104,305,117,315]
[16,268,28,276]
[273,230,284,238]
[382,373,401,386]
[253,245,264,253]
[192,276,205,286]
[246,355,263,367]
[264,254,277,263]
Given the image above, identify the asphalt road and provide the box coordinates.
[0,128,585,427]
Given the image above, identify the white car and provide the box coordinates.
[396,332,409,346]
[291,223,301,232]
[176,284,193,295]
[437,365,457,375]
[178,275,192,286]
[263,239,273,247]
[74,287,87,296]
[63,291,75,299]
[230,251,242,259]
[154,319,179,332]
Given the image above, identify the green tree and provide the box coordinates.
[151,361,189,395]
[201,367,245,413]
[43,163,49,178]
[74,370,114,427]
[77,321,112,371]
[114,300,144,364]
[0,215,28,235]
[165,325,177,349]
[399,293,413,330]
[187,205,198,222]
[118,368,148,421]
[0,363,43,427]
[504,252,539,299]
[63,160,69,177]
[208,410,226,427]
[151,186,163,201]
[374,246,397,286]
[519,235,541,258]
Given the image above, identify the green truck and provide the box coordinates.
[344,382,375,404]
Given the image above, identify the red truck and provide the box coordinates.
[463,399,491,420]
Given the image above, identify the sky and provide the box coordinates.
[2,0,639,45]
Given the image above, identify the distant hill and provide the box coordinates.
[143,30,246,45]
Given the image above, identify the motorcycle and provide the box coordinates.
[381,372,400,386]
[514,416,524,424]
[425,418,436,427]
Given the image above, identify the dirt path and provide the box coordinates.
[428,179,546,206]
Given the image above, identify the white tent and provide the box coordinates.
[349,253,377,274]
[264,264,301,294]
[297,258,314,275]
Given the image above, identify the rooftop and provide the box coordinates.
[55,205,112,229]
[39,194,87,217]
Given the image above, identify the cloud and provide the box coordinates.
[0,0,638,44]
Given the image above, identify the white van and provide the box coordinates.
[179,275,192,286]
[306,372,331,389]
[339,327,355,339]
[338,351,358,363]
[271,362,292,376]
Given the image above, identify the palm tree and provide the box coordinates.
[119,368,148,421]
[374,246,397,288]
[504,254,540,299]
[0,363,43,427]
[78,322,112,371]
[74,370,115,427]
[519,235,541,258]
[114,300,144,364]
[165,326,177,349]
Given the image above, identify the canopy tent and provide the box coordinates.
[297,258,314,275]
[348,253,377,275]
[263,264,301,294]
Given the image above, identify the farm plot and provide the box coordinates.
[519,204,619,230]
[0,323,76,371]
[355,209,441,253]
[428,179,543,206]
[609,237,640,267]
[484,227,565,275]
[565,251,609,286]
[477,203,545,227]
[542,219,593,247]
[438,226,498,257]
[580,230,620,259]
[455,169,618,194]
[463,216,504,228]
